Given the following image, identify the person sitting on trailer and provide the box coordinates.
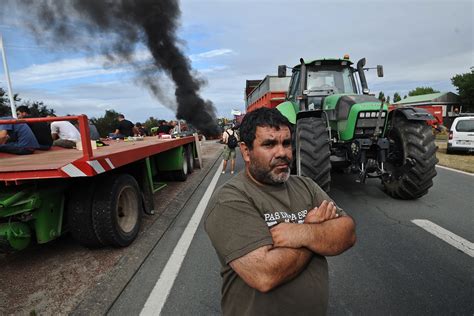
[48,114,81,149]
[88,120,101,141]
[0,107,40,154]
[156,120,172,135]
[134,122,149,136]
[110,114,135,139]
[16,105,53,150]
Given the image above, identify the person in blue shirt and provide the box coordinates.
[0,107,39,154]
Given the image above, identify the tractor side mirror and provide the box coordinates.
[377,65,384,77]
[278,65,287,78]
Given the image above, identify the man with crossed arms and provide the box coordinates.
[205,107,356,315]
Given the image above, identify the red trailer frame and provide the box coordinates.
[0,115,195,183]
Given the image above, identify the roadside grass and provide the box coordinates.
[435,141,474,173]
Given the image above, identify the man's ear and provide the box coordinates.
[240,142,251,163]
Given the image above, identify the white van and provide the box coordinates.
[447,116,474,154]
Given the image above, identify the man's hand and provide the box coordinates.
[271,223,306,249]
[305,200,339,224]
[0,130,9,145]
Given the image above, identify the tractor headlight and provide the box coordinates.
[359,112,365,118]
[382,111,386,117]
[371,112,377,118]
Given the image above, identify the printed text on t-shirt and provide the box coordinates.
[264,210,308,227]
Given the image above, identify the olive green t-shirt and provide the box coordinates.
[205,171,343,316]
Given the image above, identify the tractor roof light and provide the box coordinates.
[343,54,350,60]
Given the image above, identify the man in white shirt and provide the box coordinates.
[49,115,81,148]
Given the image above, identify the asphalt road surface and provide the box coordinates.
[110,153,473,315]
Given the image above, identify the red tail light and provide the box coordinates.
[448,131,453,140]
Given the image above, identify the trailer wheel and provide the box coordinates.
[296,117,331,192]
[92,174,142,247]
[173,147,188,181]
[383,116,438,199]
[67,183,104,248]
[186,145,194,174]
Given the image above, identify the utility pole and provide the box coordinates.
[0,34,17,118]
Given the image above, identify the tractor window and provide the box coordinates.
[307,67,356,94]
[287,70,300,101]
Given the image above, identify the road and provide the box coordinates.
[108,152,474,315]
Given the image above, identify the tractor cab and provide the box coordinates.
[279,55,383,114]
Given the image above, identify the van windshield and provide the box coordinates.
[456,119,474,132]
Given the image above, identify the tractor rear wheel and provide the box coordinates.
[295,117,331,192]
[92,174,142,247]
[383,116,438,199]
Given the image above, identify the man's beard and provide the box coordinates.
[249,156,292,185]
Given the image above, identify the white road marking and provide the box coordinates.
[140,163,223,316]
[411,219,474,257]
[436,165,474,176]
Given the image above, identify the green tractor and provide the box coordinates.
[276,56,438,199]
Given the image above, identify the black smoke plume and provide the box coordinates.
[7,0,219,135]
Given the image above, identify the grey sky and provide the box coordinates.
[0,0,473,121]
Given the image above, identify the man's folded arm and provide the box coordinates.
[304,215,356,256]
[229,245,311,293]
[271,215,356,256]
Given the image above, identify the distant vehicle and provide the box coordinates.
[447,115,474,154]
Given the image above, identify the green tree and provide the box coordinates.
[143,116,160,131]
[393,92,401,103]
[90,109,120,137]
[377,91,385,101]
[451,68,474,112]
[20,100,55,117]
[386,96,391,104]
[408,87,439,97]
[0,88,9,115]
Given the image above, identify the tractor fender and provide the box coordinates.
[388,107,434,122]
[276,101,298,124]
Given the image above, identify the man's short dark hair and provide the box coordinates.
[0,105,12,117]
[239,107,293,150]
[16,105,30,114]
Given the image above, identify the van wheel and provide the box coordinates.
[92,174,142,247]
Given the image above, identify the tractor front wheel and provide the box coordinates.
[295,117,331,192]
[383,116,438,199]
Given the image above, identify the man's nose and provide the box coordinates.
[274,144,289,158]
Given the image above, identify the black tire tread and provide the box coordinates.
[297,117,331,191]
[92,174,142,247]
[383,118,438,199]
[67,182,104,248]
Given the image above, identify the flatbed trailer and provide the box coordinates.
[0,115,199,252]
